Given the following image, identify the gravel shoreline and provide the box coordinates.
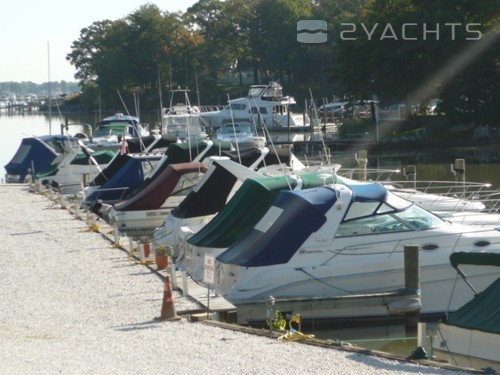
[0,185,467,374]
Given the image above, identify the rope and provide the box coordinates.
[278,328,316,342]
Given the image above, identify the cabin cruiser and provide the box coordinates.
[33,140,116,192]
[213,183,500,319]
[162,89,208,142]
[107,161,209,238]
[152,147,319,259]
[4,135,75,183]
[215,121,266,150]
[180,171,338,281]
[89,113,150,149]
[200,82,310,131]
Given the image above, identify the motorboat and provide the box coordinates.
[105,144,300,240]
[200,82,310,131]
[107,161,209,238]
[181,171,338,281]
[89,113,150,149]
[162,89,208,142]
[4,134,75,183]
[84,140,231,208]
[152,147,317,259]
[33,140,116,192]
[83,135,180,197]
[213,182,500,319]
[84,152,166,207]
[215,121,266,150]
[432,252,500,370]
[3,120,96,183]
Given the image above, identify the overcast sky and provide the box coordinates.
[0,1,197,83]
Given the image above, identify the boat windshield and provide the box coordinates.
[219,124,253,135]
[94,124,129,137]
[337,190,445,236]
[225,103,247,111]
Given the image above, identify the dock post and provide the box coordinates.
[181,271,189,297]
[404,244,420,330]
[357,150,368,181]
[404,165,417,189]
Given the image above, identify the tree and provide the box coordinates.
[334,0,499,125]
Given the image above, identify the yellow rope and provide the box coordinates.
[278,328,316,342]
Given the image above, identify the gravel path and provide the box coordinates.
[0,185,466,374]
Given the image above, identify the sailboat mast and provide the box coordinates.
[47,41,52,135]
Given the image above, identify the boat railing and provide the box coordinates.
[382,180,500,213]
[339,167,402,182]
[199,105,225,113]
[91,186,130,203]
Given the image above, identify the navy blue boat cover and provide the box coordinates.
[4,136,72,182]
[216,186,338,267]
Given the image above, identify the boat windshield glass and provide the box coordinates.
[337,191,445,236]
[248,86,266,97]
[226,103,246,111]
[219,124,252,135]
[94,125,129,137]
[172,172,206,196]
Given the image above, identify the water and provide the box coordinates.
[1,112,499,372]
[0,111,161,177]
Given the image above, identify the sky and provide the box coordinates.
[0,0,198,83]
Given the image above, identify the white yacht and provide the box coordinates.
[200,82,310,130]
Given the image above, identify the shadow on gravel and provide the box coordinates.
[112,319,166,332]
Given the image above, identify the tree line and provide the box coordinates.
[66,0,498,125]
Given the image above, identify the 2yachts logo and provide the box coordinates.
[297,20,328,43]
[297,20,483,43]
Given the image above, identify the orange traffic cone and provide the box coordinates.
[157,275,182,321]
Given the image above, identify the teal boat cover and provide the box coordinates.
[445,277,500,334]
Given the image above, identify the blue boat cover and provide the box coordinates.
[4,136,74,182]
[350,183,387,202]
[216,186,338,267]
[85,156,154,204]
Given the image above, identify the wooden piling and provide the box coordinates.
[404,244,420,330]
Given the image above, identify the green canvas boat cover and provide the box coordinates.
[71,149,116,165]
[445,277,500,334]
[35,165,59,178]
[450,252,500,269]
[188,173,336,248]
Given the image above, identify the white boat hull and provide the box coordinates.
[111,208,171,238]
[434,323,500,365]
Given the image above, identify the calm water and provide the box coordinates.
[0,111,161,178]
[2,111,498,188]
[1,111,499,372]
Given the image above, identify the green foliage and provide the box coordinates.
[266,309,287,331]
[60,0,497,128]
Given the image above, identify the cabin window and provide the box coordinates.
[228,103,246,111]
[172,172,206,196]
